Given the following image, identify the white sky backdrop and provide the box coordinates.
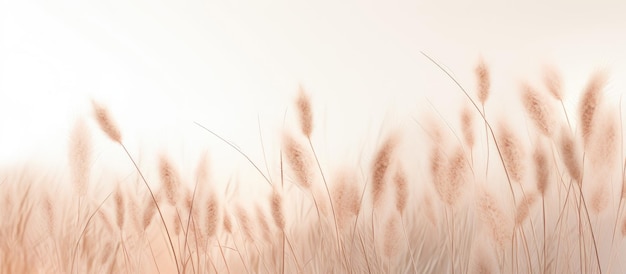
[1,0,626,194]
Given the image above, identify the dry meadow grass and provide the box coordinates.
[2,56,626,273]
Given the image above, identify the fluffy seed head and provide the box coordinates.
[236,205,254,242]
[559,128,582,183]
[255,205,271,242]
[371,134,398,208]
[270,188,285,230]
[543,66,563,100]
[498,123,525,183]
[68,118,92,197]
[533,141,551,196]
[461,106,475,148]
[476,187,511,251]
[332,169,361,230]
[475,58,491,104]
[515,192,538,225]
[382,214,400,259]
[393,165,408,214]
[92,100,122,144]
[296,85,313,138]
[588,107,619,170]
[578,71,607,147]
[521,83,554,137]
[591,183,609,214]
[114,184,125,230]
[159,155,181,206]
[142,196,156,230]
[195,151,211,194]
[205,191,219,237]
[283,133,313,189]
[223,209,233,234]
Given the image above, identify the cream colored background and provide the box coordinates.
[1,0,626,194]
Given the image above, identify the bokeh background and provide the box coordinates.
[1,0,626,196]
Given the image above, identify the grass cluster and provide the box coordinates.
[2,55,626,273]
